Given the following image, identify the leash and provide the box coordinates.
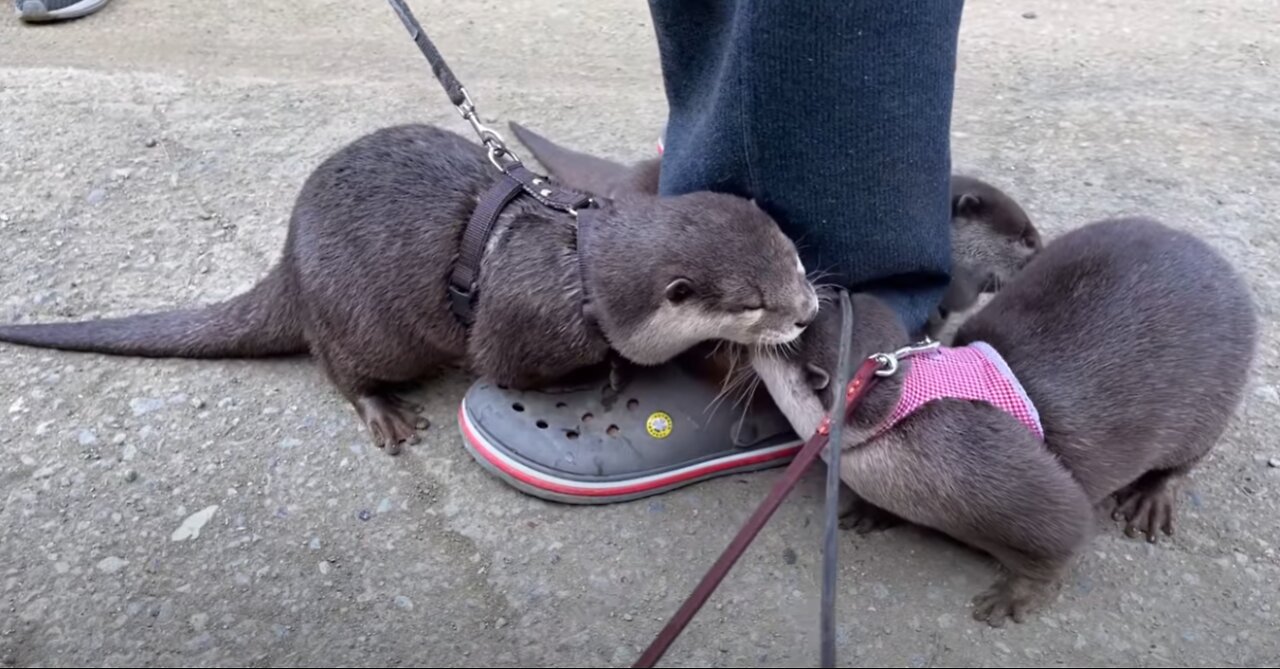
[385,0,595,326]
[633,297,941,668]
[635,290,869,668]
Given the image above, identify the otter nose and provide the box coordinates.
[795,298,819,329]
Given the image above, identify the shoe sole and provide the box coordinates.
[458,400,801,505]
[17,0,110,22]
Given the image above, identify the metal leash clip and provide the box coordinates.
[454,88,522,172]
[872,337,941,377]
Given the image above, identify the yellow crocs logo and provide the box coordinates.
[646,412,673,439]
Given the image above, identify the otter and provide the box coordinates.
[0,124,819,454]
[507,122,1040,339]
[751,217,1256,626]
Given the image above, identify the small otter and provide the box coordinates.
[927,175,1041,339]
[508,122,1040,338]
[0,124,818,454]
[752,217,1256,626]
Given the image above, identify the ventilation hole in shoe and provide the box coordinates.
[627,399,639,411]
[607,425,619,437]
[582,413,594,423]
[566,430,580,440]
[556,402,567,409]
[536,420,549,429]
[513,403,525,412]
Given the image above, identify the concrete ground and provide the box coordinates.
[2,0,1278,666]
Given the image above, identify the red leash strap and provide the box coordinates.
[632,357,881,668]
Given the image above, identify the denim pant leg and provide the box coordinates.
[648,0,963,335]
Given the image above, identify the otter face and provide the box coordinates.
[597,193,820,365]
[950,176,1042,293]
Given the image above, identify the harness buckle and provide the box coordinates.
[872,337,940,377]
[448,282,476,324]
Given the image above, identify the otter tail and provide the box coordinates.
[508,121,635,195]
[0,265,305,359]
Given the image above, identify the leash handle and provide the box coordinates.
[632,355,881,669]
[819,290,855,667]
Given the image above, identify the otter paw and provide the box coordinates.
[838,499,903,535]
[971,576,1054,628]
[357,394,429,455]
[1112,479,1177,543]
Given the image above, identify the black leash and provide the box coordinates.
[819,290,855,667]
[634,289,863,668]
[385,0,594,326]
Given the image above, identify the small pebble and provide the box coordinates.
[1022,11,1037,19]
[77,429,98,446]
[86,189,107,205]
[495,617,508,628]
[357,510,372,521]
[1268,458,1279,468]
[144,138,158,148]
[123,469,139,483]
[622,613,634,622]
[130,397,165,416]
[393,595,414,611]
[97,556,129,573]
[782,548,797,565]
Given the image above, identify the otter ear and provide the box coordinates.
[954,192,982,216]
[665,278,696,304]
[804,362,831,391]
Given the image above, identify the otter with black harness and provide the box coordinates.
[0,1,817,457]
[383,2,892,666]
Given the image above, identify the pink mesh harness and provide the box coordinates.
[873,341,1043,439]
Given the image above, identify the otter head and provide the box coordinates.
[950,174,1041,294]
[750,290,907,437]
[585,193,819,365]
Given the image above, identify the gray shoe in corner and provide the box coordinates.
[458,358,804,505]
[16,0,111,23]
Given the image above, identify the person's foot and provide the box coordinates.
[458,349,805,504]
[15,0,111,23]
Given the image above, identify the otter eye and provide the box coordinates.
[665,278,696,304]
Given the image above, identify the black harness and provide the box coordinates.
[386,0,598,327]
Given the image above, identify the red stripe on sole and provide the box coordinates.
[457,405,800,499]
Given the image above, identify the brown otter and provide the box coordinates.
[507,122,1041,339]
[751,216,1257,626]
[0,124,819,454]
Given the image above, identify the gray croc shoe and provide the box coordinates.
[16,0,111,22]
[459,358,803,504]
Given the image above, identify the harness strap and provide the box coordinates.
[388,0,596,327]
[449,174,524,324]
[448,165,596,325]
